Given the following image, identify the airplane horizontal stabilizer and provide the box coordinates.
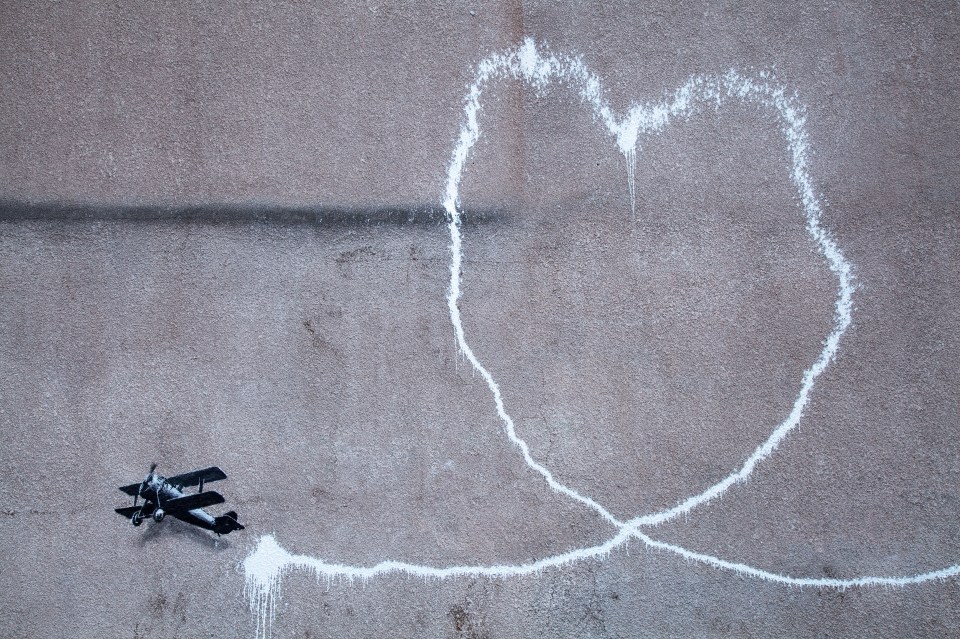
[213,511,244,535]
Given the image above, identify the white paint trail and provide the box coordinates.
[243,39,960,638]
[245,529,960,639]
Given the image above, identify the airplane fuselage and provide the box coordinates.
[142,473,218,530]
[116,465,243,535]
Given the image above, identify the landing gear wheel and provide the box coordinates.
[132,511,143,527]
[153,508,165,523]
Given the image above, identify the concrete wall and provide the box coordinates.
[2,2,959,637]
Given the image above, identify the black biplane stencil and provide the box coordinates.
[115,464,244,536]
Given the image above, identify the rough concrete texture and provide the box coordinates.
[1,2,959,637]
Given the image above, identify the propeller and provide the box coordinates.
[134,463,157,508]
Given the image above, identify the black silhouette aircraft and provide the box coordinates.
[115,464,244,536]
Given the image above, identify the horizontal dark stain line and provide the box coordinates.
[0,200,509,228]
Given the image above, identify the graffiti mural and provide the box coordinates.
[240,39,960,639]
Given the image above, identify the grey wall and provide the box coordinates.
[1,2,959,637]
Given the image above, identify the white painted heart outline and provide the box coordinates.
[243,39,960,639]
[444,39,852,531]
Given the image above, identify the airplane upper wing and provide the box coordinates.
[162,491,225,513]
[118,483,142,496]
[165,466,227,489]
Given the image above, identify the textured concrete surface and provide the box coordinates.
[1,2,959,637]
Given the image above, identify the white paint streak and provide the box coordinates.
[243,39,959,638]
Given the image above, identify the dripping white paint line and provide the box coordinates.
[245,529,960,601]
[243,39,960,637]
[244,528,960,639]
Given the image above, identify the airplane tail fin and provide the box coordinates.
[213,511,244,535]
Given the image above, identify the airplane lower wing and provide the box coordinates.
[115,506,141,518]
[115,502,155,518]
[162,491,225,513]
